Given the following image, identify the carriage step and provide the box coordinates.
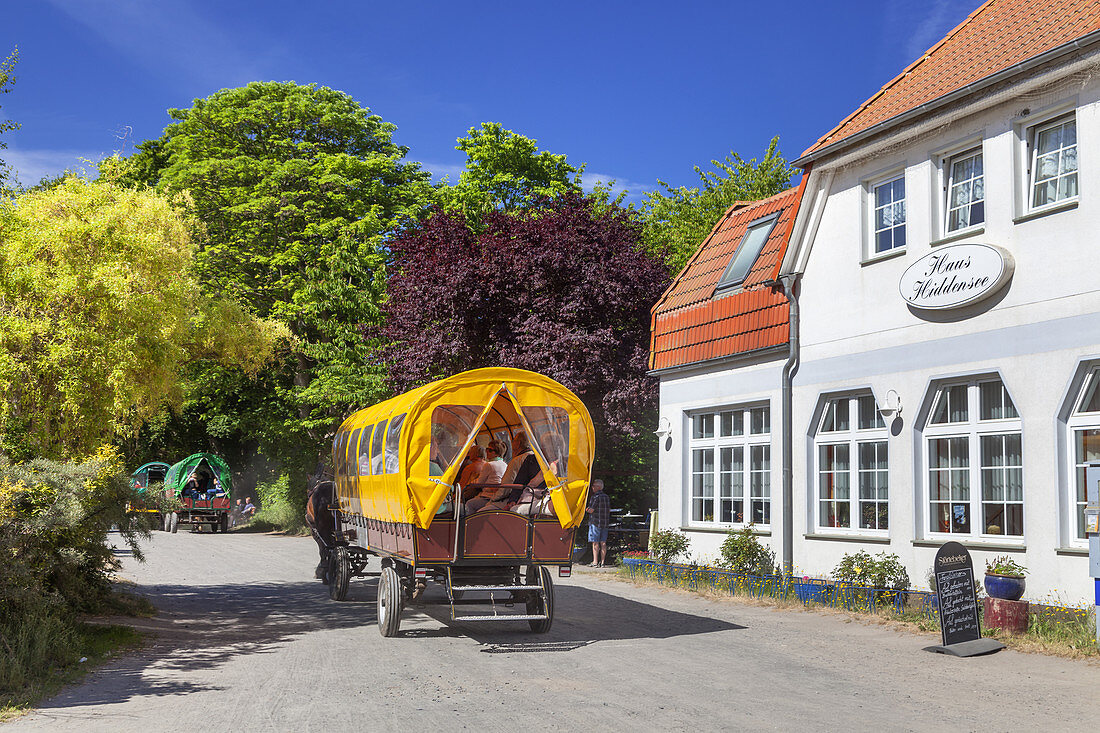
[452,614,548,622]
[451,585,532,592]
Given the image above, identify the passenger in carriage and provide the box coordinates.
[458,444,486,501]
[464,439,507,512]
[481,432,547,512]
[501,432,532,484]
[511,431,564,516]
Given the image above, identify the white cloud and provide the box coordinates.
[3,147,107,187]
[581,172,656,203]
[903,0,959,63]
[44,0,264,90]
[416,161,465,185]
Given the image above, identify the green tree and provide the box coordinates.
[439,122,582,222]
[641,136,794,272]
[0,176,283,459]
[0,48,20,194]
[120,82,434,470]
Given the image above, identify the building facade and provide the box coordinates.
[653,0,1100,602]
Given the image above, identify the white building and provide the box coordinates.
[653,0,1100,602]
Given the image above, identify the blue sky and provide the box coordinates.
[2,0,978,199]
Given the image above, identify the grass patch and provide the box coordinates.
[0,616,142,721]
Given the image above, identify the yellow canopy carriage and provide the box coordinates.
[327,368,596,636]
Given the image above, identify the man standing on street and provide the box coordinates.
[586,479,610,567]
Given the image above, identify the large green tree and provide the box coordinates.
[121,82,433,477]
[0,176,283,459]
[438,122,582,223]
[641,137,794,273]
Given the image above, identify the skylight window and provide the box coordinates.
[714,214,778,293]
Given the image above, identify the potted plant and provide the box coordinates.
[984,555,1026,601]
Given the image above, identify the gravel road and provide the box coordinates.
[8,530,1100,731]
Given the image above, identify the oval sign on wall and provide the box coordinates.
[898,243,1014,310]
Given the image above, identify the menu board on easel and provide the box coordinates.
[934,541,981,646]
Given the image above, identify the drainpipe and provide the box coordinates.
[775,274,800,575]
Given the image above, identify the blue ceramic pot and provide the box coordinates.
[984,573,1025,601]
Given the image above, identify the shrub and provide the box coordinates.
[717,524,777,576]
[649,529,690,565]
[250,473,307,533]
[832,551,910,591]
[0,446,147,705]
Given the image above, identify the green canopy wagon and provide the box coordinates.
[162,453,233,533]
[128,461,172,529]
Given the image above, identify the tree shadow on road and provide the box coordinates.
[34,573,742,711]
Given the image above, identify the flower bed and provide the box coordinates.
[621,558,935,619]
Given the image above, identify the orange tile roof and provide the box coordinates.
[649,187,801,371]
[801,0,1100,160]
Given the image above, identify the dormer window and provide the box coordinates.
[713,213,778,295]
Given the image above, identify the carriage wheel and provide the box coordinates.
[169,512,179,533]
[220,514,229,533]
[525,565,554,633]
[329,547,350,601]
[377,565,403,637]
[210,519,219,533]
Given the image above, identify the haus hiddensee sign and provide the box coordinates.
[898,243,1014,310]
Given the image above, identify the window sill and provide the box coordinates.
[1013,199,1078,225]
[913,538,1025,552]
[1055,546,1089,556]
[682,525,770,536]
[860,247,906,268]
[805,532,891,544]
[930,226,985,247]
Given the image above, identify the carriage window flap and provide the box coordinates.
[385,414,406,474]
[371,420,388,475]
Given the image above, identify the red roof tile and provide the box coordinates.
[649,188,802,371]
[801,0,1100,160]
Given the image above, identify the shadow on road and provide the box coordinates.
[402,583,746,649]
[38,572,741,711]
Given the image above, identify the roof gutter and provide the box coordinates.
[795,29,1100,168]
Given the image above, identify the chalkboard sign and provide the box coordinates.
[934,542,981,646]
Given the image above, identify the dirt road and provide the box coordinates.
[8,530,1099,731]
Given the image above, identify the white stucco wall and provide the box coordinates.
[655,54,1100,604]
[792,63,1100,601]
[656,354,785,563]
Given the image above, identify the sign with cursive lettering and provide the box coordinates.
[899,243,1014,310]
[934,541,982,646]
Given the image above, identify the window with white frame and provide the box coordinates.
[815,394,888,532]
[1028,112,1078,209]
[925,377,1022,538]
[871,174,906,254]
[689,405,771,526]
[945,147,985,233]
[1068,366,1100,541]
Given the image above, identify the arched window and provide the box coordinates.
[1068,365,1100,541]
[924,377,1022,538]
[814,393,888,532]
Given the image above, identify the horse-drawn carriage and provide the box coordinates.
[128,461,171,528]
[162,452,233,533]
[327,368,594,636]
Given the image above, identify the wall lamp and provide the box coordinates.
[878,389,903,421]
[654,416,673,451]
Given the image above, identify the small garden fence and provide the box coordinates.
[622,558,938,619]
